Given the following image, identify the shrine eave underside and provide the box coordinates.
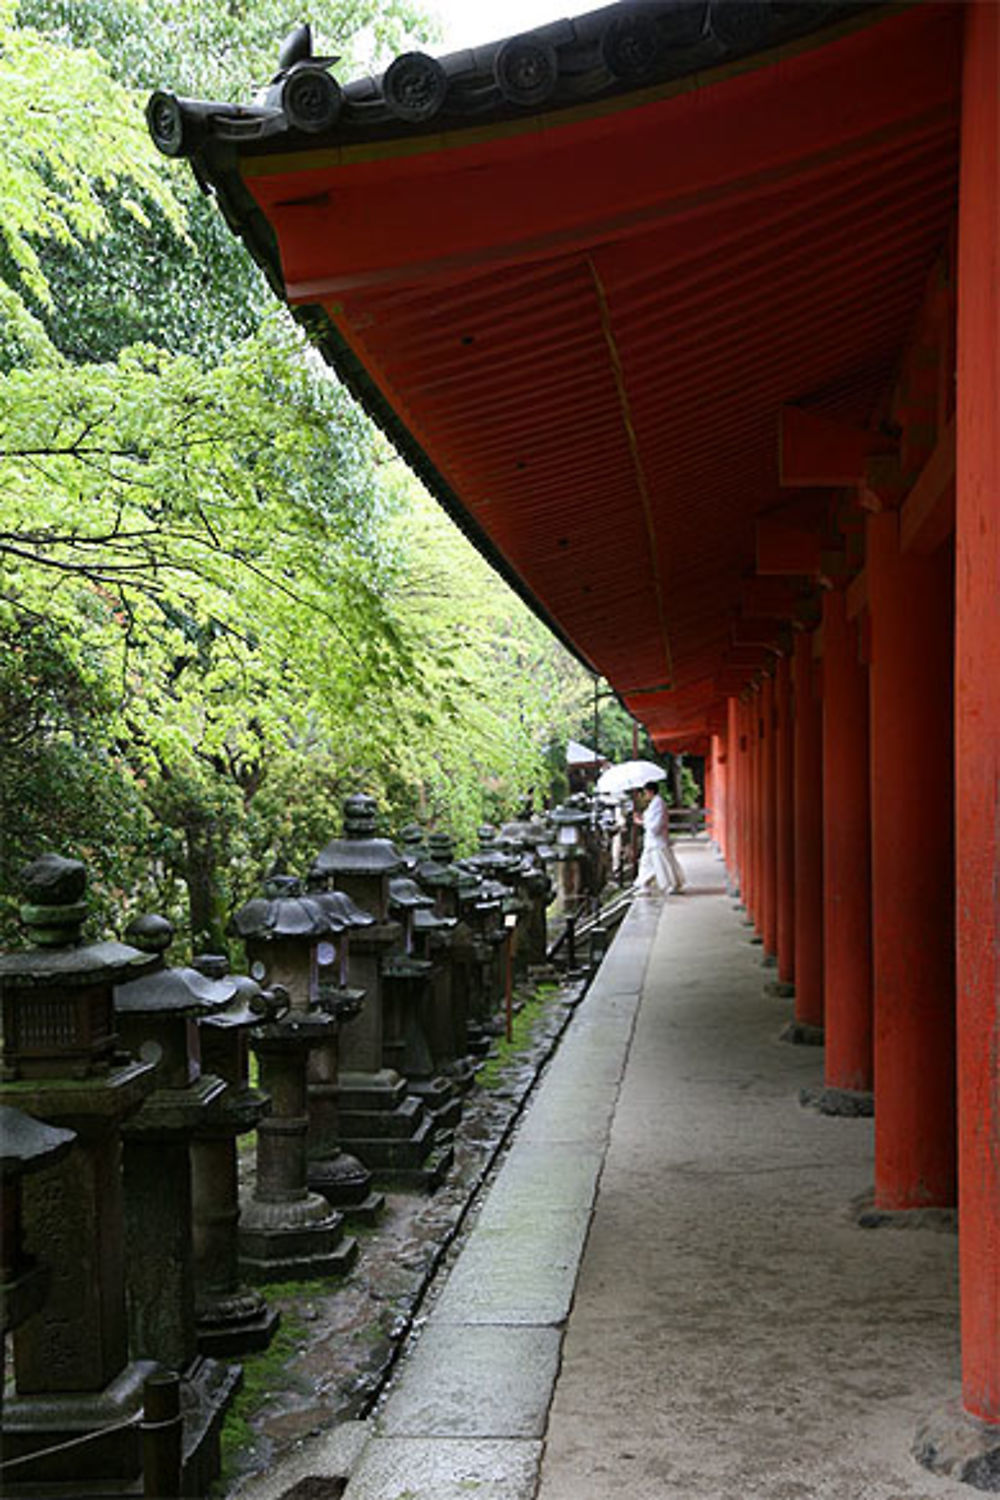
[151,1,963,749]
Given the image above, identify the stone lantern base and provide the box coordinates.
[334,1071,454,1191]
[3,1357,242,1497]
[196,1287,281,1358]
[307,1137,386,1226]
[0,1360,155,1491]
[238,1192,358,1283]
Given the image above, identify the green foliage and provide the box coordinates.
[0,0,186,358]
[0,0,641,957]
[0,612,158,942]
[15,0,437,363]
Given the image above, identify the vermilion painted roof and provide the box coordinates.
[153,2,963,747]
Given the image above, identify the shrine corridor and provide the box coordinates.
[242,840,969,1500]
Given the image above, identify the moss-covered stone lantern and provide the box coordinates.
[305,887,384,1222]
[0,1106,76,1416]
[310,795,452,1190]
[0,856,157,1491]
[383,877,460,1128]
[114,914,241,1495]
[189,955,279,1357]
[415,833,481,1075]
[229,884,358,1280]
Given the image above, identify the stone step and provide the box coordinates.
[334,1071,408,1112]
[338,1093,427,1140]
[240,1235,359,1285]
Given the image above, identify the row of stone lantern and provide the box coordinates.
[0,799,558,1497]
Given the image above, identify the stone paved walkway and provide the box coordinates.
[243,841,971,1500]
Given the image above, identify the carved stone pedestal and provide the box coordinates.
[192,966,279,1357]
[240,1015,358,1282]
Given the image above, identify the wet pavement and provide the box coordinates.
[236,841,974,1500]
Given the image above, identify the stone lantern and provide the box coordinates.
[0,855,157,1491]
[549,800,593,914]
[310,795,452,1190]
[383,877,461,1128]
[1,1107,76,1420]
[499,822,555,971]
[397,823,429,874]
[305,887,384,1222]
[114,914,242,1494]
[229,884,357,1279]
[417,833,483,1066]
[189,955,279,1357]
[459,873,510,1050]
[412,903,475,1094]
[463,823,521,884]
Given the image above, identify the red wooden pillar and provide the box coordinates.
[746,691,758,917]
[751,685,764,932]
[868,510,955,1209]
[955,0,1000,1425]
[705,738,716,846]
[725,701,736,880]
[774,655,795,984]
[793,631,824,1028]
[741,695,752,907]
[727,696,741,892]
[821,588,872,1094]
[711,731,727,860]
[761,674,778,958]
[733,699,745,897]
[722,729,731,870]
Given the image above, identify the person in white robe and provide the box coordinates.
[634,780,686,894]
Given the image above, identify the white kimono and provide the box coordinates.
[636,793,685,893]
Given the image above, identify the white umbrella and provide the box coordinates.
[595,759,667,796]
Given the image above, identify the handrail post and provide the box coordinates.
[143,1371,182,1498]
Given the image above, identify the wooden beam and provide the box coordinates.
[740,578,805,619]
[732,620,786,652]
[756,520,822,576]
[846,567,868,621]
[725,644,774,669]
[900,417,956,554]
[780,406,888,487]
[715,671,759,697]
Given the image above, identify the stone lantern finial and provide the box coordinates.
[124,913,175,956]
[428,831,455,864]
[19,853,88,948]
[343,793,377,839]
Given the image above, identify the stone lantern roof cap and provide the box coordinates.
[414,907,456,932]
[189,956,266,1027]
[0,1106,76,1178]
[550,803,591,826]
[0,939,154,987]
[0,855,154,988]
[312,794,404,879]
[114,967,235,1017]
[476,878,509,903]
[499,820,548,849]
[310,888,376,930]
[413,855,459,891]
[230,886,335,941]
[113,914,239,1015]
[389,876,436,911]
